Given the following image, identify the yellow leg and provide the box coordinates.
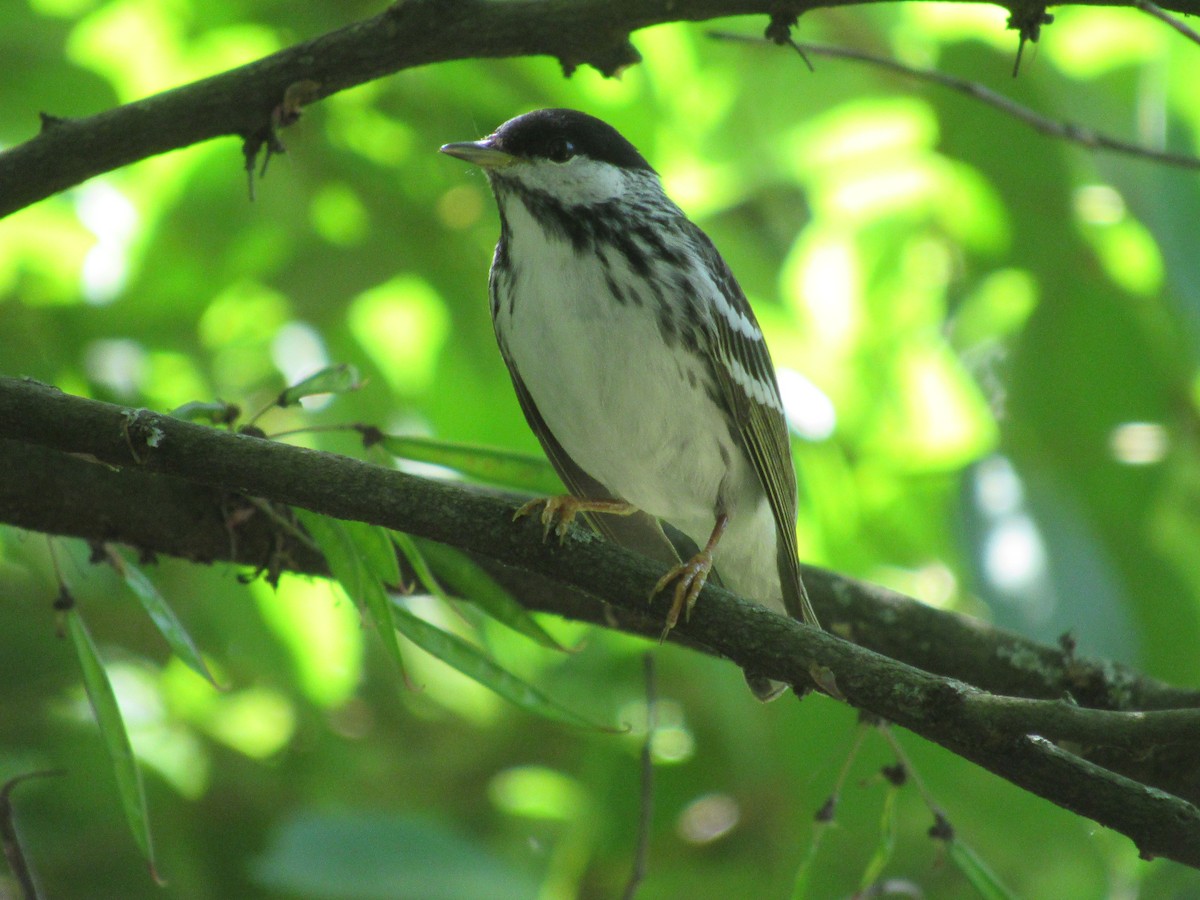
[514,495,637,543]
[652,513,729,640]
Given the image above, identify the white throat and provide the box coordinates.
[491,156,653,207]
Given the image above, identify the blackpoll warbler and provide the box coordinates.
[442,109,819,694]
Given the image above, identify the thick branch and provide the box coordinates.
[1,377,1198,866]
[0,0,757,217]
[4,0,1200,217]
[2,411,1194,712]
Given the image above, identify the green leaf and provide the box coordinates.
[351,519,402,588]
[789,814,830,900]
[858,783,898,891]
[388,599,614,731]
[278,364,362,408]
[413,538,567,652]
[296,510,407,682]
[391,531,446,602]
[948,839,1017,900]
[369,434,561,494]
[107,548,221,688]
[65,605,157,876]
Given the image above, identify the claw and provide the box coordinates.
[513,496,578,543]
[513,495,638,544]
[652,551,714,641]
[650,512,729,640]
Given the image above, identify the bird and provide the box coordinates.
[440,109,819,696]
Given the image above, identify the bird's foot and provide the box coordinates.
[651,550,714,641]
[650,512,728,640]
[513,495,636,543]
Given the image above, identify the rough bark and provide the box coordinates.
[2,376,1198,867]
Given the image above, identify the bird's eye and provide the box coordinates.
[547,139,576,163]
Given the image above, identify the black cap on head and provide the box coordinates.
[487,109,654,172]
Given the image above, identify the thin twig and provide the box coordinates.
[622,654,657,900]
[877,726,944,820]
[822,718,872,825]
[791,720,871,893]
[1135,0,1200,45]
[710,33,1200,171]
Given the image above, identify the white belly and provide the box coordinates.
[493,205,784,610]
[498,231,725,525]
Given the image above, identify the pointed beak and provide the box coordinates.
[439,139,517,169]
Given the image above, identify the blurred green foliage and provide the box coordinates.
[3,1,1200,897]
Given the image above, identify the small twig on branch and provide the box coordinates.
[710,33,1200,171]
[1135,0,1200,45]
[963,692,1200,750]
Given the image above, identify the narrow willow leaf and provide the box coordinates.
[278,364,362,407]
[345,520,402,588]
[949,839,1017,900]
[107,549,220,688]
[65,607,157,874]
[392,531,448,602]
[296,510,407,680]
[370,434,561,494]
[413,538,566,652]
[789,820,829,900]
[389,600,614,731]
[859,784,898,891]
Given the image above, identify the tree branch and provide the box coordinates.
[712,34,1200,170]
[1135,0,1200,45]
[3,408,1194,710]
[4,0,1200,218]
[1,376,1198,867]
